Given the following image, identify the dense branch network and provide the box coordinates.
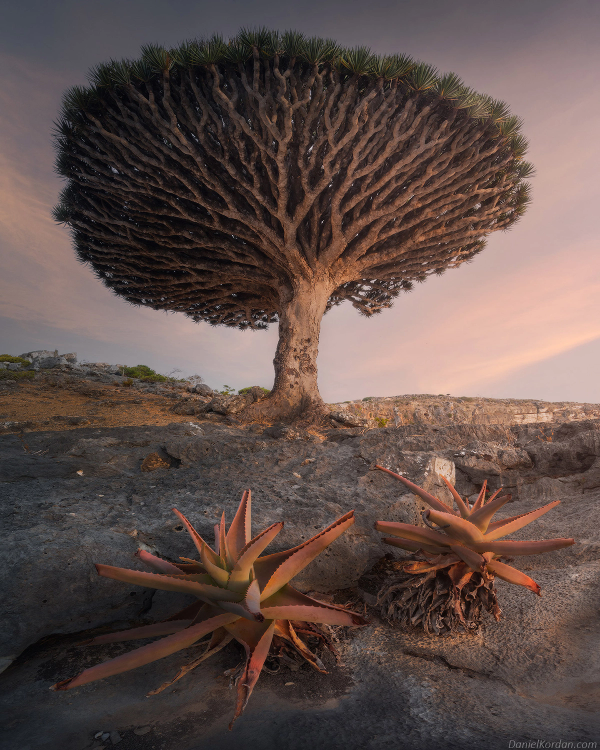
[55,34,531,329]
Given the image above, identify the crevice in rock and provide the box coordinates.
[402,649,517,693]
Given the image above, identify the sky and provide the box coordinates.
[1,0,599,402]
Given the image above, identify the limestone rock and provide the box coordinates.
[189,383,213,397]
[1,417,599,691]
[329,408,373,428]
[208,394,251,415]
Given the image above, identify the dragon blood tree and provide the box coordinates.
[54,28,532,420]
[52,490,367,728]
[373,466,574,634]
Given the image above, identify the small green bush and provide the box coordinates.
[219,384,236,396]
[123,378,134,387]
[238,386,271,396]
[0,355,30,365]
[375,417,389,428]
[122,365,167,382]
[0,370,35,381]
[362,396,374,401]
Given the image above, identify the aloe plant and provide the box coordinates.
[373,465,575,633]
[52,491,366,727]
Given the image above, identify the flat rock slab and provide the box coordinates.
[1,419,599,748]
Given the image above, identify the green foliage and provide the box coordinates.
[238,386,271,396]
[55,27,530,170]
[340,46,376,76]
[122,378,134,387]
[375,417,389,428]
[362,396,374,401]
[0,370,34,381]
[121,365,168,382]
[406,63,439,91]
[0,355,30,365]
[219,384,236,396]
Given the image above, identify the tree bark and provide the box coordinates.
[248,277,333,420]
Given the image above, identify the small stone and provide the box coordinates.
[292,472,301,478]
[94,732,104,739]
[133,726,152,736]
[285,682,294,686]
[140,452,170,472]
[109,730,122,744]
[101,733,110,741]
[76,470,83,476]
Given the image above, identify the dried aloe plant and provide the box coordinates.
[374,465,575,634]
[52,490,367,727]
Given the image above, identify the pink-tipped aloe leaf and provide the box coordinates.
[471,480,488,513]
[200,543,230,587]
[440,476,471,518]
[483,501,561,541]
[256,511,355,601]
[486,559,541,595]
[52,612,239,691]
[82,619,194,645]
[219,579,265,622]
[470,538,575,556]
[426,509,485,544]
[174,558,206,574]
[260,584,367,626]
[95,564,240,602]
[225,489,252,562]
[135,549,183,575]
[381,536,451,555]
[244,578,262,618]
[375,465,457,514]
[227,619,276,730]
[468,493,512,532]
[80,601,205,645]
[448,543,485,572]
[228,522,284,591]
[375,520,452,549]
[172,508,221,567]
[218,512,234,568]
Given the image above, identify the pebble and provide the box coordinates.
[109,730,122,744]
[285,682,294,686]
[133,726,152,735]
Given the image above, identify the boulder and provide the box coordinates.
[20,350,78,370]
[190,383,213,397]
[330,408,373,428]
[208,393,251,415]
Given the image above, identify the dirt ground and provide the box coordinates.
[0,378,201,433]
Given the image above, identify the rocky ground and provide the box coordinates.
[1,357,599,750]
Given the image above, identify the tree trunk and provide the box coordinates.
[247,277,333,421]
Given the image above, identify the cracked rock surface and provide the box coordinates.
[1,419,599,749]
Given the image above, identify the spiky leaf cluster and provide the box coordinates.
[375,466,574,596]
[52,491,366,728]
[53,27,532,330]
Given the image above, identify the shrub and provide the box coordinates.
[122,365,167,382]
[0,370,34,381]
[362,396,374,401]
[238,386,271,397]
[52,490,367,728]
[374,466,575,634]
[375,417,389,428]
